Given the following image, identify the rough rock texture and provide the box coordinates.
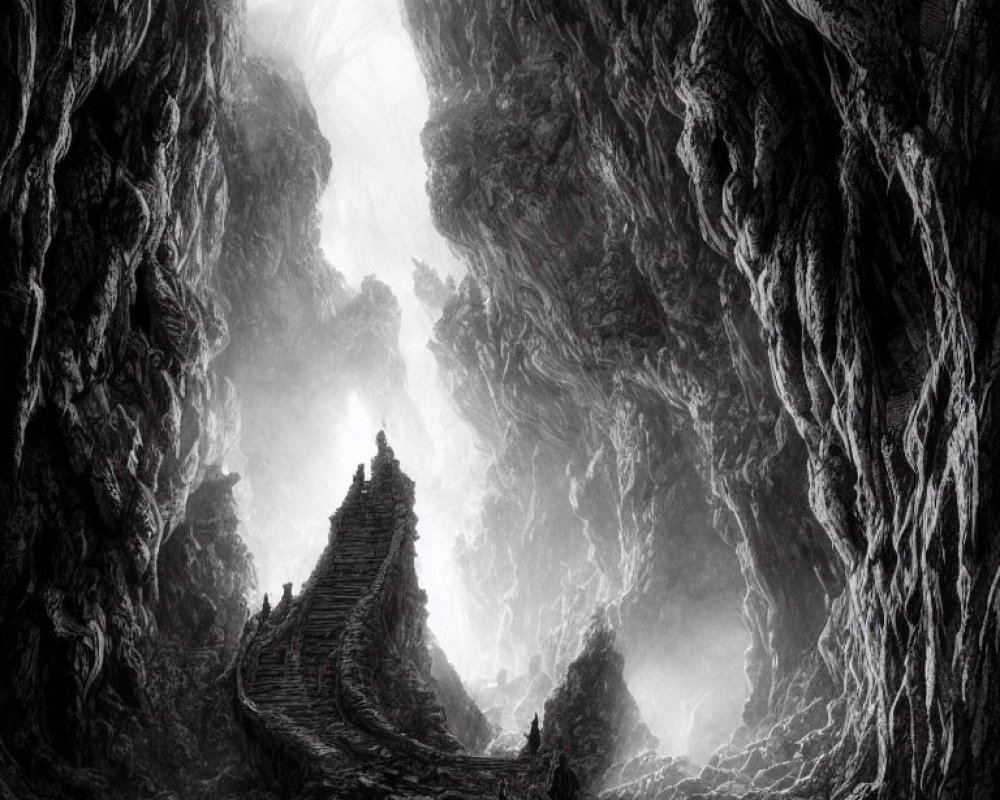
[540,613,658,790]
[403,0,1000,797]
[0,2,425,798]
[234,435,532,798]
[404,0,795,754]
[0,1,251,795]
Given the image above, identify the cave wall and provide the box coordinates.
[404,0,1000,796]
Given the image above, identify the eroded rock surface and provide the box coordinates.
[403,0,1000,797]
[540,613,658,790]
[0,3,253,796]
[0,2,430,798]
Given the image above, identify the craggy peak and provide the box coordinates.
[1,1,998,799]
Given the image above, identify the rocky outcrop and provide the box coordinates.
[412,258,456,317]
[235,435,531,798]
[540,613,658,790]
[429,639,493,754]
[404,0,1000,797]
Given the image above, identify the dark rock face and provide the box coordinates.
[0,2,250,793]
[403,0,1000,797]
[158,467,255,649]
[540,614,658,790]
[404,0,798,749]
[0,2,422,798]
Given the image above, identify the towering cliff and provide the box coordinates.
[404,0,1000,797]
[3,0,999,798]
[0,2,428,798]
[0,4,252,795]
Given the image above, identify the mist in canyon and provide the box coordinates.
[1,1,998,799]
[234,0,749,759]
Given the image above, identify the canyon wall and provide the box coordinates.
[0,4,251,795]
[403,0,1000,796]
[0,2,427,797]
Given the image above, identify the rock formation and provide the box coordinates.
[0,3,252,795]
[402,0,1000,797]
[0,2,439,798]
[235,434,531,798]
[429,638,494,754]
[540,612,658,789]
[2,0,999,798]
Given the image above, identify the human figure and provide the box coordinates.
[525,712,541,754]
[260,593,270,625]
[548,753,580,800]
[496,776,508,799]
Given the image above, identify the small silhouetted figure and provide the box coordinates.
[525,712,541,754]
[548,753,580,800]
[260,593,270,624]
[496,776,508,799]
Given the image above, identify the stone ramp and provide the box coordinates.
[234,436,531,798]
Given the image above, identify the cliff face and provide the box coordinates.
[404,0,1000,797]
[0,2,248,792]
[0,2,423,798]
[405,0,826,751]
[540,614,658,789]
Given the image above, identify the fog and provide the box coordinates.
[237,0,747,760]
[243,0,483,676]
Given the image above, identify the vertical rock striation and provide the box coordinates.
[404,0,1000,797]
[0,2,422,797]
[0,3,248,791]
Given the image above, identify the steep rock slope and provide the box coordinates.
[404,0,1000,797]
[404,0,829,751]
[541,613,659,789]
[0,3,249,793]
[235,435,532,798]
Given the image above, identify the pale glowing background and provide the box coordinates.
[244,0,484,677]
[239,0,745,760]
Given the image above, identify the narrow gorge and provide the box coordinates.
[1,1,997,799]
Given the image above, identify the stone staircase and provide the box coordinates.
[235,436,531,798]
